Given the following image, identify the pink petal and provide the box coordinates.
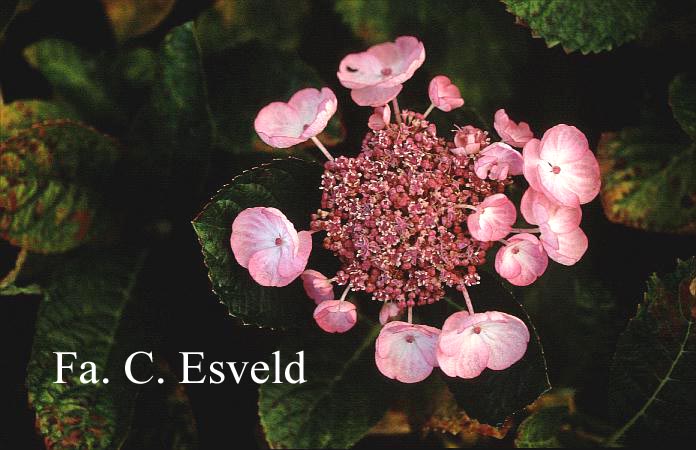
[313,300,357,333]
[542,227,588,266]
[494,233,548,286]
[474,142,523,180]
[522,138,543,191]
[379,302,402,324]
[478,311,530,370]
[493,109,534,148]
[301,270,334,304]
[428,75,464,112]
[351,84,402,107]
[254,88,337,148]
[230,207,296,268]
[437,311,491,379]
[337,36,425,90]
[375,321,440,383]
[368,104,391,131]
[520,188,582,233]
[466,193,516,242]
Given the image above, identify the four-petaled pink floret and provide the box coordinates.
[313,299,357,333]
[375,321,440,383]
[428,75,464,112]
[495,233,548,286]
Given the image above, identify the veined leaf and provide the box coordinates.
[0,100,78,140]
[0,120,119,253]
[192,157,323,329]
[502,0,655,54]
[27,250,148,449]
[597,128,696,234]
[607,257,696,445]
[515,406,570,448]
[259,322,394,448]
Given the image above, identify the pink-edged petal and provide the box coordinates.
[289,87,338,139]
[254,102,305,148]
[466,193,516,242]
[247,244,299,287]
[478,312,530,370]
[522,138,543,191]
[542,227,588,266]
[313,300,357,333]
[351,84,403,107]
[428,75,464,112]
[495,234,548,287]
[301,270,334,304]
[493,109,534,148]
[475,142,523,180]
[230,207,294,268]
[379,302,401,324]
[375,321,440,383]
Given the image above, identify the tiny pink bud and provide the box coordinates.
[379,302,402,324]
[301,270,335,304]
[368,105,391,131]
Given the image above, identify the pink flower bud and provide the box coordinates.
[494,233,548,286]
[474,142,524,180]
[466,193,516,242]
[437,310,529,379]
[230,207,312,287]
[337,36,425,107]
[313,300,357,333]
[522,125,600,207]
[493,109,533,148]
[452,125,489,155]
[254,87,337,148]
[301,270,334,304]
[428,75,464,112]
[375,321,440,383]
[368,105,391,131]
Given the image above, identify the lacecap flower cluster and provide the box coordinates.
[230,36,600,383]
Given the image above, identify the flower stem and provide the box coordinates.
[498,238,511,246]
[391,97,402,125]
[462,285,475,315]
[0,245,28,290]
[407,306,413,324]
[422,103,435,119]
[510,227,541,234]
[339,283,351,302]
[311,136,334,161]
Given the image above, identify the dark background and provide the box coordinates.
[2,0,696,448]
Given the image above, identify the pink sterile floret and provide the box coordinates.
[437,310,530,379]
[368,104,391,131]
[474,142,524,181]
[301,269,334,304]
[428,75,464,112]
[254,87,338,148]
[520,187,587,266]
[375,321,440,383]
[452,125,490,156]
[494,233,548,286]
[313,300,357,333]
[230,207,312,287]
[493,109,534,148]
[379,302,402,325]
[337,36,425,107]
[522,124,600,207]
[466,193,517,242]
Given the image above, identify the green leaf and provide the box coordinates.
[515,406,570,448]
[124,361,199,450]
[0,120,119,253]
[0,282,41,296]
[501,0,655,54]
[0,99,78,140]
[129,21,214,204]
[669,73,696,140]
[606,257,696,445]
[101,0,175,43]
[27,249,148,449]
[196,0,310,54]
[192,157,323,328]
[443,272,550,425]
[203,43,345,155]
[23,39,124,124]
[597,127,696,234]
[259,321,394,448]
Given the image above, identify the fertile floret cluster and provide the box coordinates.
[311,113,507,307]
